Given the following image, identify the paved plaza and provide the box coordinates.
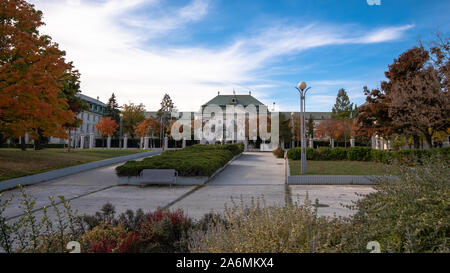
[1,152,375,222]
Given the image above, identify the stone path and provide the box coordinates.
[1,152,375,222]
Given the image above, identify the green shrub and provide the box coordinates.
[116,144,243,177]
[347,147,372,161]
[350,156,450,253]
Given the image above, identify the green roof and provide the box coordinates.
[202,95,265,107]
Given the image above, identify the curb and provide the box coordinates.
[0,150,162,192]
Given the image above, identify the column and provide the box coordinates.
[80,135,85,149]
[309,138,313,148]
[140,137,144,149]
[89,133,95,149]
[123,135,128,149]
[164,136,168,149]
[331,138,335,148]
[144,137,149,149]
[107,136,111,149]
[244,138,248,151]
[182,138,186,149]
[350,137,355,148]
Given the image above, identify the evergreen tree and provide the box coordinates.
[157,94,175,137]
[105,93,121,124]
[331,88,354,120]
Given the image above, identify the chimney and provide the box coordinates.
[233,89,236,96]
[97,96,99,100]
[218,91,220,95]
[249,91,251,95]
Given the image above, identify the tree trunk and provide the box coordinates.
[424,132,433,149]
[413,135,420,149]
[20,136,26,151]
[68,130,72,153]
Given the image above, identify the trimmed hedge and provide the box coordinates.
[287,146,449,164]
[116,144,244,177]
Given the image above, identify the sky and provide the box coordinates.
[29,0,450,112]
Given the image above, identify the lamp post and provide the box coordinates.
[119,112,123,148]
[296,81,311,175]
[291,112,295,148]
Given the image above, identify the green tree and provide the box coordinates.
[122,103,146,138]
[279,114,292,146]
[105,93,121,124]
[331,88,354,120]
[156,94,175,138]
[60,66,87,152]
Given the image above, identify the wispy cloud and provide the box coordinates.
[30,0,413,111]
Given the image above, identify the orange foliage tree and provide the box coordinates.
[95,117,118,137]
[0,0,76,150]
[315,118,342,142]
[134,118,161,137]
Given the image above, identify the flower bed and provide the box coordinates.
[115,144,244,177]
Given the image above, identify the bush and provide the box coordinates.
[286,146,449,164]
[272,146,284,158]
[346,147,372,161]
[116,144,243,177]
[350,156,450,252]
[188,196,358,253]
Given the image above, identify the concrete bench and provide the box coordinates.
[139,169,178,186]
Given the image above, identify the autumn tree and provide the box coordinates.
[95,117,118,137]
[135,118,161,138]
[122,103,146,138]
[355,86,396,140]
[306,115,314,139]
[385,44,449,148]
[0,0,75,151]
[315,118,342,146]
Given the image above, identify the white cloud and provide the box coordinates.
[29,0,413,112]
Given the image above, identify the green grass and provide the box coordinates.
[0,148,147,181]
[289,160,390,176]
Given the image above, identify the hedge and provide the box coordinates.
[287,146,449,164]
[116,144,244,177]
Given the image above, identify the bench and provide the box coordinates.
[139,169,178,186]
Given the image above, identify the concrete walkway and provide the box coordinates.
[170,152,287,219]
[1,152,375,223]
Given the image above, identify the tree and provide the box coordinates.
[384,44,449,148]
[60,65,87,152]
[315,118,342,146]
[95,117,118,137]
[278,114,292,146]
[156,94,175,140]
[355,86,397,140]
[105,93,121,125]
[122,103,146,138]
[135,118,161,138]
[306,115,314,139]
[0,0,75,151]
[331,88,354,120]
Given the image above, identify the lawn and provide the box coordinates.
[289,160,390,176]
[0,148,147,181]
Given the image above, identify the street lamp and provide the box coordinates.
[119,112,123,148]
[296,81,311,175]
[290,112,295,148]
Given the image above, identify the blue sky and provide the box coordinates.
[30,0,449,112]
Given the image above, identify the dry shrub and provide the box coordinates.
[188,197,358,253]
